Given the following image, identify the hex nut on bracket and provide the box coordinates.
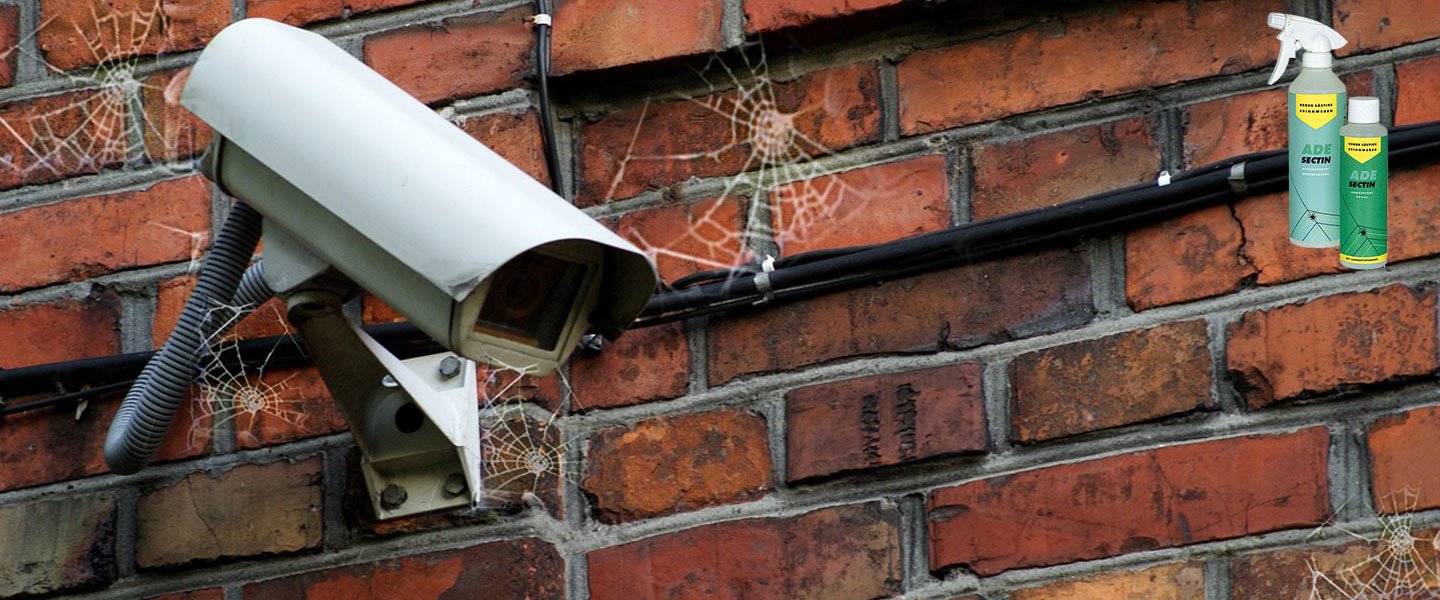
[380,483,408,510]
[443,473,467,497]
[438,356,462,380]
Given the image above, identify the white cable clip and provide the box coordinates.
[753,255,777,305]
[1156,170,1171,187]
[531,13,552,26]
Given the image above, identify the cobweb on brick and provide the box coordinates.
[187,300,310,451]
[470,356,578,511]
[0,2,199,182]
[1308,488,1440,598]
[608,40,866,277]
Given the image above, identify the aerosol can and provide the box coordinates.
[1266,13,1348,247]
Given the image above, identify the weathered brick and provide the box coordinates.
[152,276,293,348]
[569,322,689,410]
[363,8,532,105]
[707,248,1093,385]
[744,0,901,33]
[589,502,902,599]
[785,364,986,482]
[1229,536,1430,599]
[243,538,564,599]
[929,428,1330,576]
[1388,163,1440,264]
[248,0,420,26]
[897,0,1280,133]
[772,155,950,255]
[0,493,116,597]
[613,195,750,284]
[0,5,18,87]
[0,91,131,190]
[0,178,211,293]
[0,293,121,369]
[459,110,548,185]
[141,70,212,161]
[38,0,230,70]
[584,409,771,523]
[970,119,1159,221]
[234,367,347,450]
[1010,320,1213,443]
[136,459,323,567]
[1334,0,1440,55]
[1226,285,1438,408]
[1183,72,1372,168]
[1397,55,1440,126]
[577,62,881,205]
[1370,406,1440,512]
[1125,204,1254,311]
[1012,561,1206,600]
[1232,193,1346,286]
[0,384,208,492]
[552,0,724,75]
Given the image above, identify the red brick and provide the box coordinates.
[1125,204,1254,311]
[569,322,689,410]
[141,70,212,161]
[477,364,564,411]
[1229,537,1427,599]
[1010,321,1213,443]
[136,459,323,568]
[0,383,209,492]
[0,91,131,190]
[1397,56,1440,126]
[0,293,121,369]
[1183,72,1372,168]
[971,119,1159,221]
[1369,406,1440,512]
[459,110,549,185]
[148,590,224,600]
[707,248,1093,385]
[1232,193,1346,286]
[363,8,532,105]
[743,0,900,33]
[38,0,231,71]
[360,293,403,324]
[243,538,563,599]
[929,428,1330,576]
[1226,285,1438,408]
[588,502,901,599]
[0,178,211,293]
[897,0,1280,134]
[1012,561,1206,600]
[152,276,294,348]
[552,0,724,75]
[234,367,347,450]
[577,62,881,205]
[247,0,420,26]
[785,364,986,482]
[614,196,750,284]
[584,409,771,522]
[1388,163,1440,264]
[0,5,18,87]
[1334,0,1440,56]
[772,155,950,255]
[0,493,116,597]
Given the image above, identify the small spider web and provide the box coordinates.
[187,299,310,451]
[609,40,869,277]
[1308,488,1440,598]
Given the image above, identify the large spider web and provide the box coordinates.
[608,40,868,275]
[189,300,310,451]
[1308,488,1440,598]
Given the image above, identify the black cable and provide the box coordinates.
[532,0,563,196]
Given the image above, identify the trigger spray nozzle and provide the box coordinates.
[1266,13,1348,85]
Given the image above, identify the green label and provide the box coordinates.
[1339,135,1388,264]
[1288,92,1345,245]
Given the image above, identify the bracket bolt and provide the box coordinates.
[380,483,408,510]
[579,333,604,352]
[438,356,462,380]
[443,473,467,497]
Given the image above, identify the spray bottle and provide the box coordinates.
[1266,13,1348,247]
[1338,97,1388,269]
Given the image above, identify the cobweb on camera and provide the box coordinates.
[1307,488,1440,598]
[607,40,866,277]
[187,300,309,451]
[0,2,201,182]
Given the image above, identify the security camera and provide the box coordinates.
[123,18,657,518]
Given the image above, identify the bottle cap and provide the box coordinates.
[1349,96,1380,124]
[1301,50,1332,68]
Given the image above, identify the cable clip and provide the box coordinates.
[1228,162,1248,195]
[752,255,777,306]
[1156,170,1171,186]
[530,13,552,26]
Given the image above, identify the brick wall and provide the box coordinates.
[2,0,1440,598]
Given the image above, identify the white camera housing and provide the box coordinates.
[181,18,656,375]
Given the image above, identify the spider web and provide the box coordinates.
[1308,488,1440,598]
[609,40,868,276]
[467,350,579,512]
[188,299,310,452]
